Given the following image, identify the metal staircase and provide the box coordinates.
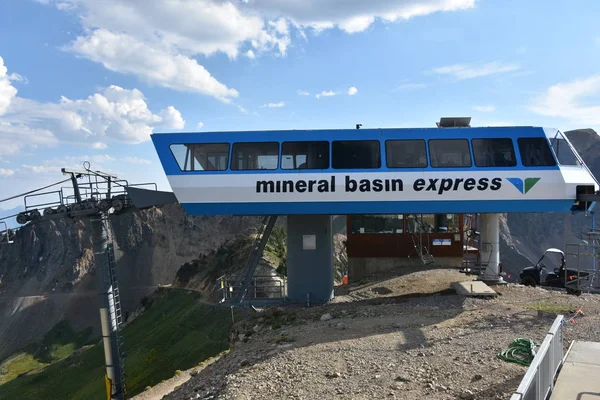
[234,215,278,303]
[407,215,435,266]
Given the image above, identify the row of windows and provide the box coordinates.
[170,133,579,171]
[350,214,461,235]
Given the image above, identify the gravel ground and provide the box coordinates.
[163,269,600,400]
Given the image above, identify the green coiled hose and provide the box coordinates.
[497,338,537,366]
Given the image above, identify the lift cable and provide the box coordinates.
[0,178,72,204]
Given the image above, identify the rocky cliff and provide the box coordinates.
[0,204,262,360]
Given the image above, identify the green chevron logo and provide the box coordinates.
[507,177,541,194]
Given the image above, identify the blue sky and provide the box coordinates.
[1,0,600,214]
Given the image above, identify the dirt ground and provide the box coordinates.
[152,267,600,400]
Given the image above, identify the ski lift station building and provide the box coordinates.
[151,119,600,304]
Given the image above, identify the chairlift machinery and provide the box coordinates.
[0,162,176,399]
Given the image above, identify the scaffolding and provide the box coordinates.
[564,230,600,293]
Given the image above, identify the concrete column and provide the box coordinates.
[478,213,504,284]
[286,215,334,304]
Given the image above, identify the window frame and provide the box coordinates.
[280,140,330,170]
[331,139,382,170]
[550,131,581,166]
[169,142,231,172]
[230,141,280,171]
[427,138,473,168]
[471,138,517,168]
[517,137,557,167]
[384,139,428,169]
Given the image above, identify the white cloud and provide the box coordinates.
[393,82,427,91]
[0,56,18,116]
[530,74,600,126]
[260,101,286,108]
[237,105,249,114]
[42,0,474,102]
[0,168,14,177]
[297,90,310,96]
[431,62,520,80]
[0,121,58,157]
[315,90,338,99]
[347,86,358,96]
[70,30,239,103]
[92,142,108,149]
[122,156,152,165]
[2,84,184,148]
[158,106,185,129]
[196,122,204,129]
[21,154,117,174]
[250,0,475,34]
[473,105,495,112]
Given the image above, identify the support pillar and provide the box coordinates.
[478,213,504,284]
[91,215,124,400]
[286,215,334,304]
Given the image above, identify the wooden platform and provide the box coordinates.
[451,281,497,297]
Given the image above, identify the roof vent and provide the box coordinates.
[437,117,471,128]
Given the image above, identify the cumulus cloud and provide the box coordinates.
[431,62,520,80]
[260,101,286,108]
[249,0,475,34]
[348,86,358,96]
[0,56,18,116]
[196,122,204,129]
[0,61,185,156]
[530,74,600,126]
[473,105,495,112]
[70,30,239,103]
[42,0,474,101]
[297,90,310,96]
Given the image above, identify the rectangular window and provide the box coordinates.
[170,143,230,171]
[281,141,329,170]
[471,138,517,167]
[550,132,580,166]
[231,142,279,170]
[517,138,557,166]
[385,140,428,168]
[406,214,460,233]
[332,140,380,169]
[350,215,404,234]
[428,139,472,168]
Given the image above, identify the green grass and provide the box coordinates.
[0,288,232,400]
[524,302,573,314]
[0,320,94,385]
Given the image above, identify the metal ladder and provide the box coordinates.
[106,241,127,396]
[235,215,278,303]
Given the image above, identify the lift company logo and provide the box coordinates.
[507,177,541,194]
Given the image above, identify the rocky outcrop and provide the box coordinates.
[0,204,262,360]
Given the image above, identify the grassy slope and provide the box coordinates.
[0,289,231,400]
[0,321,94,385]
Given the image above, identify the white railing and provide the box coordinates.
[509,315,565,400]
